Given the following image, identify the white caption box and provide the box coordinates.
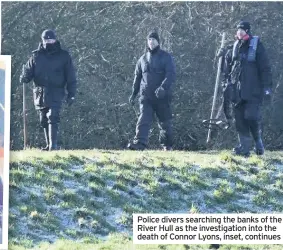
[133,213,283,244]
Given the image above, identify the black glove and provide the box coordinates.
[129,94,136,106]
[66,96,75,106]
[263,87,272,104]
[217,47,226,58]
[226,118,234,129]
[155,87,165,99]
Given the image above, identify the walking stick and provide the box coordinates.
[22,65,28,149]
[206,32,226,143]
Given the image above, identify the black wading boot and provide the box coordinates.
[127,141,146,151]
[233,134,251,157]
[49,124,59,151]
[162,146,172,151]
[250,123,265,155]
[41,127,49,151]
[254,138,264,155]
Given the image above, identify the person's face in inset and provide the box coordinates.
[42,39,56,48]
[236,28,247,40]
[148,38,159,50]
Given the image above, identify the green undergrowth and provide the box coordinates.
[8,149,283,249]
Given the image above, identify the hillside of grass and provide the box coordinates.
[8,150,283,249]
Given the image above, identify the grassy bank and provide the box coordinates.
[8,150,283,249]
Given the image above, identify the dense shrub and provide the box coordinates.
[2,2,283,150]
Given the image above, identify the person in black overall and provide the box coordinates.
[228,21,272,157]
[128,31,176,151]
[20,30,77,150]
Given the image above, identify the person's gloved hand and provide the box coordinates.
[66,96,75,106]
[263,87,272,104]
[155,87,165,99]
[226,118,234,129]
[217,47,226,58]
[129,94,136,106]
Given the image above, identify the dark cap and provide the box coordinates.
[236,21,251,32]
[41,29,56,40]
[147,31,160,44]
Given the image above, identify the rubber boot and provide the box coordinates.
[254,138,264,155]
[233,134,251,157]
[250,123,264,155]
[163,146,172,151]
[49,123,58,151]
[158,122,173,152]
[127,141,146,151]
[41,127,49,151]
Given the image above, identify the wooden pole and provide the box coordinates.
[22,66,27,149]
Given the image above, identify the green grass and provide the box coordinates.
[8,149,283,249]
[8,237,283,250]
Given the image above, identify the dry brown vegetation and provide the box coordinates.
[2,2,283,150]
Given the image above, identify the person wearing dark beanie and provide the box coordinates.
[236,21,251,34]
[128,30,176,151]
[41,29,57,40]
[225,21,272,157]
[147,31,160,44]
[38,29,60,53]
[19,29,77,151]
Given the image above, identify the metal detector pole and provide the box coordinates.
[206,32,226,143]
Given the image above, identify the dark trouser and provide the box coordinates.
[134,98,173,147]
[39,107,60,128]
[234,101,263,152]
[223,83,233,120]
[39,107,60,149]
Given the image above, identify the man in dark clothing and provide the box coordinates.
[128,31,176,151]
[20,29,77,150]
[228,21,272,156]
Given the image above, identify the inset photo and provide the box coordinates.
[0,55,11,250]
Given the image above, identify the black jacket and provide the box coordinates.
[230,37,272,103]
[132,46,176,100]
[20,41,77,109]
[223,45,233,83]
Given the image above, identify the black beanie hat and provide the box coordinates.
[236,21,251,32]
[41,29,56,40]
[147,31,160,44]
